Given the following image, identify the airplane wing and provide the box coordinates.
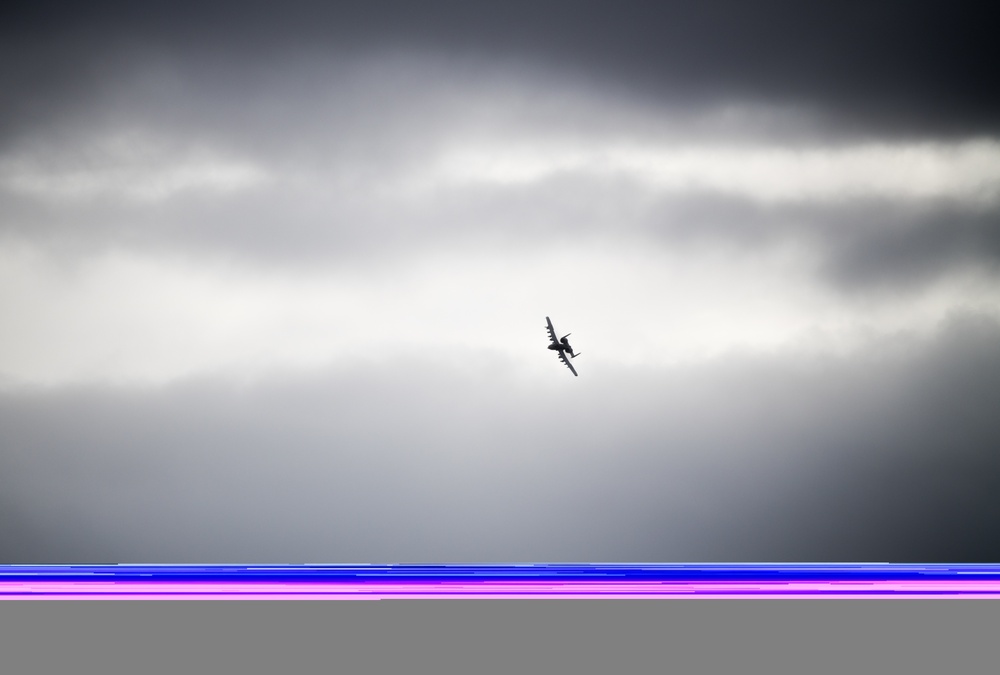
[545,316,558,344]
[558,350,578,376]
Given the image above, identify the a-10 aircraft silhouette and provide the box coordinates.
[545,316,580,376]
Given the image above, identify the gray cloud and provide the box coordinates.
[820,207,1000,292]
[4,54,997,261]
[3,312,999,562]
[5,119,999,300]
[701,312,1000,561]
[640,196,1000,293]
[3,45,997,289]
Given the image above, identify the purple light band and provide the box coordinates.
[6,580,1000,599]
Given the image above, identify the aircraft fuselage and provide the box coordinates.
[549,339,577,358]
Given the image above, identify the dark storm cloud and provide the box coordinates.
[3,0,998,138]
[3,312,1000,562]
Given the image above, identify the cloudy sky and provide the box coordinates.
[2,0,999,562]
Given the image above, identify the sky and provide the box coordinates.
[1,0,999,562]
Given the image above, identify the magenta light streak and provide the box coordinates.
[6,580,1000,599]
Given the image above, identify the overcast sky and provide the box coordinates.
[2,0,999,563]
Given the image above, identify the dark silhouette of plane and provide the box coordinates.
[546,316,580,376]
